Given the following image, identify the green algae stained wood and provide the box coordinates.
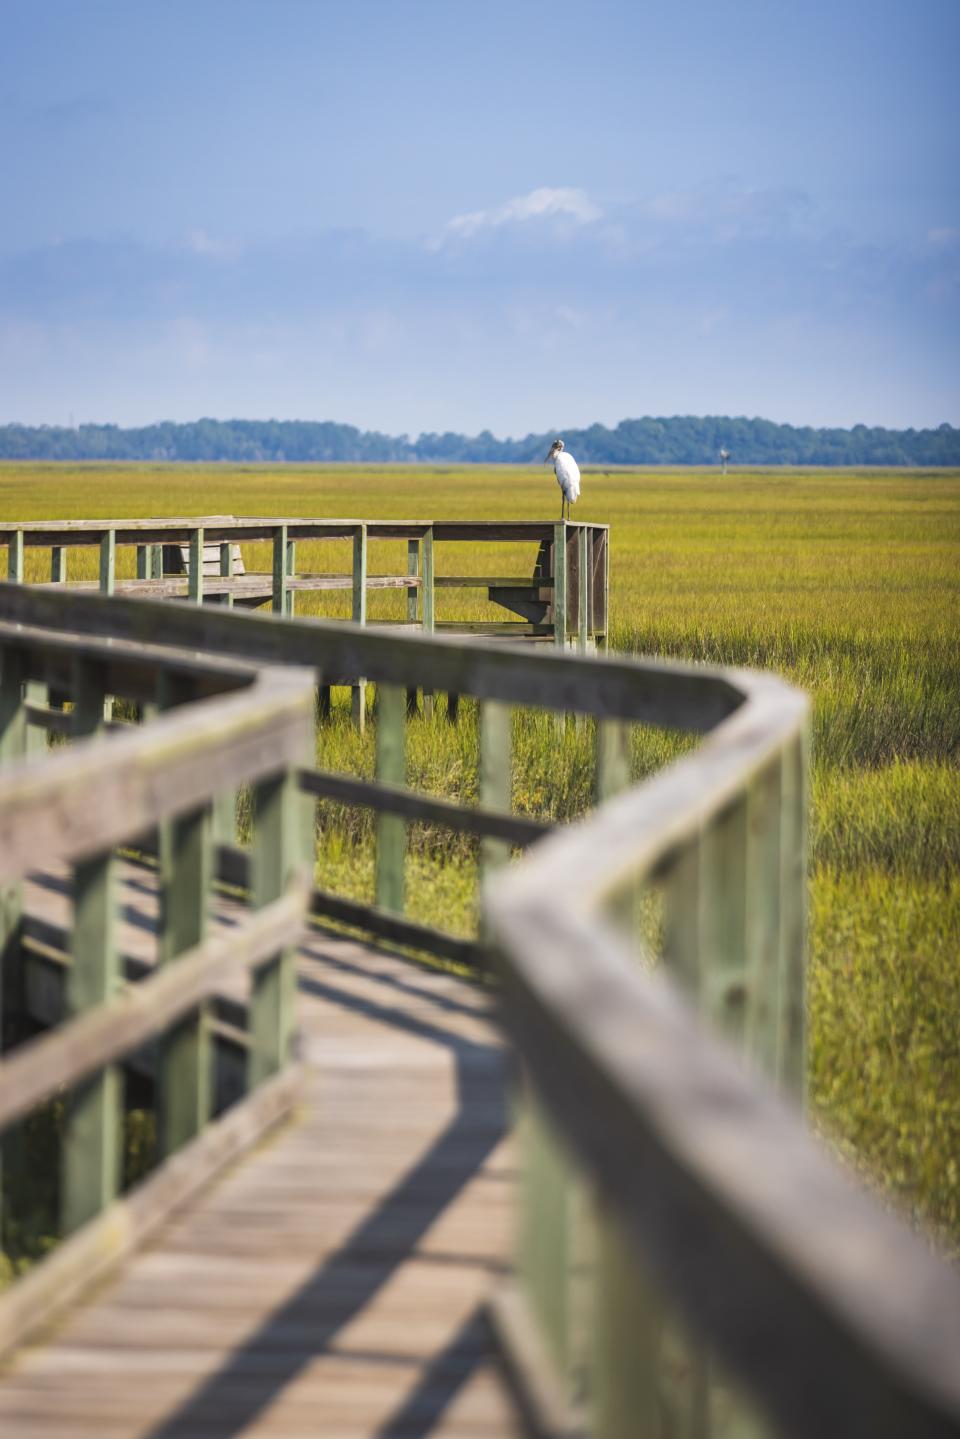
[159,800,214,1156]
[374,682,406,914]
[250,765,305,1085]
[351,523,367,728]
[553,523,567,648]
[99,530,116,597]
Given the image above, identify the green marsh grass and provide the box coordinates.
[2,461,959,1249]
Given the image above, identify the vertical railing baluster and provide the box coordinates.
[159,797,213,1155]
[99,529,115,596]
[421,526,435,633]
[351,523,367,729]
[375,683,406,914]
[62,656,118,1234]
[746,757,784,1081]
[0,648,28,1087]
[406,538,420,716]
[553,522,567,648]
[593,1209,662,1439]
[7,531,23,584]
[136,545,149,581]
[271,524,287,614]
[219,542,234,609]
[62,846,119,1234]
[250,764,304,1085]
[661,838,702,998]
[779,727,809,1102]
[578,526,589,652]
[659,834,713,1438]
[701,793,750,1048]
[51,546,67,584]
[285,537,296,617]
[595,719,632,931]
[407,538,419,623]
[150,543,164,579]
[188,526,204,605]
[479,699,511,890]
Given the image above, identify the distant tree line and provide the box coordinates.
[1,415,957,466]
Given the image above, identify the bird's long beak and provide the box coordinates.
[543,449,554,464]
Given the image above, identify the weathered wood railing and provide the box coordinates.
[0,618,314,1352]
[0,580,957,1432]
[0,514,609,650]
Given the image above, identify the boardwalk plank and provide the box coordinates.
[1,906,520,1438]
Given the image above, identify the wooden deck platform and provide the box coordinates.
[1,888,519,1437]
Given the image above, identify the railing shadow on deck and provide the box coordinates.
[142,940,509,1439]
[0,579,957,1437]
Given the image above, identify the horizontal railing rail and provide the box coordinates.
[3,513,610,663]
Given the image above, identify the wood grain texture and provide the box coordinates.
[0,930,520,1438]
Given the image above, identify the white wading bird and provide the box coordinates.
[545,438,580,520]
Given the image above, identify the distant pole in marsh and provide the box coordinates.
[720,448,730,475]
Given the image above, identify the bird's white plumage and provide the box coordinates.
[554,449,580,504]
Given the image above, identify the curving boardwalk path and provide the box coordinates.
[0,927,519,1438]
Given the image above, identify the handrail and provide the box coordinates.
[486,665,960,1434]
[3,512,610,657]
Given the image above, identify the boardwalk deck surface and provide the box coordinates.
[1,883,520,1438]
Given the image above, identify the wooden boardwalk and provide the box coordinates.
[1,913,519,1437]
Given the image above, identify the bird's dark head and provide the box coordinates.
[544,438,564,463]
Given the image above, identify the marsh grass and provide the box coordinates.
[3,461,959,1246]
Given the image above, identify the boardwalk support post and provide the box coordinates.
[186,527,203,605]
[375,683,406,914]
[351,523,367,729]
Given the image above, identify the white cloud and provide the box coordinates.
[438,187,601,244]
[184,229,235,259]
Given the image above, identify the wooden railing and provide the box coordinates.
[0,616,314,1353]
[0,580,957,1432]
[0,514,610,654]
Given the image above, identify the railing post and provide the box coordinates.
[99,529,115,596]
[701,793,750,1048]
[553,522,567,648]
[779,727,809,1102]
[158,798,213,1155]
[406,539,420,716]
[421,526,435,633]
[188,526,204,605]
[150,543,164,578]
[62,656,118,1233]
[0,648,28,1078]
[479,699,512,887]
[285,537,296,617]
[7,531,23,584]
[593,1209,663,1439]
[578,526,589,652]
[51,546,67,583]
[421,526,435,717]
[746,757,784,1082]
[351,523,367,729]
[270,524,288,615]
[375,683,406,914]
[62,846,120,1234]
[136,545,150,581]
[661,838,702,999]
[594,718,632,928]
[250,764,305,1085]
[219,541,234,609]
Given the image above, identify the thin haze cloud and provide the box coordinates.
[438,187,603,244]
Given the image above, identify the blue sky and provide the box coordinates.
[1,0,957,433]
